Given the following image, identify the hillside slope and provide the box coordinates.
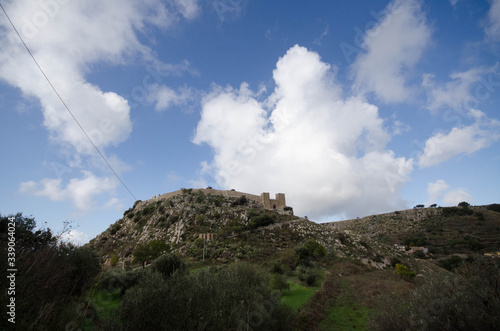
[330,204,500,256]
[88,189,397,269]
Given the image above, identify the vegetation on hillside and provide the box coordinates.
[2,199,499,330]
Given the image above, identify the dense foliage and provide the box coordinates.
[0,213,100,331]
[106,262,295,330]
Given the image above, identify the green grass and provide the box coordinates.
[280,280,318,311]
[319,278,370,330]
[280,267,327,311]
[82,288,122,330]
[320,304,369,330]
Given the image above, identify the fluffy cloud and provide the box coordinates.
[193,45,412,220]
[485,0,500,41]
[2,0,200,211]
[0,0,199,153]
[19,171,118,211]
[426,179,449,204]
[419,110,500,168]
[148,85,196,111]
[351,0,431,103]
[426,179,472,206]
[422,65,499,112]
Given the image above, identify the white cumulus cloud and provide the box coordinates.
[419,110,500,168]
[351,0,432,103]
[2,0,200,212]
[426,179,449,205]
[193,45,412,220]
[20,171,118,211]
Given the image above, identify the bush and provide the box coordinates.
[413,249,426,259]
[394,264,416,281]
[390,257,401,267]
[272,274,290,291]
[248,213,275,229]
[294,246,310,264]
[370,264,500,331]
[303,238,326,258]
[271,261,284,274]
[305,272,317,286]
[487,204,500,212]
[150,253,186,280]
[442,206,474,216]
[231,195,248,206]
[116,262,295,330]
[438,255,463,271]
[98,269,142,295]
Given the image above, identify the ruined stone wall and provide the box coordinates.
[150,188,287,212]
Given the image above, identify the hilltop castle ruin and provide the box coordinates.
[151,188,290,213]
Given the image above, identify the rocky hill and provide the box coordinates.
[329,204,500,256]
[88,188,398,269]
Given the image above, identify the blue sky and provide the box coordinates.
[1,0,499,245]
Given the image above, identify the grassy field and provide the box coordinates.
[319,279,369,330]
[280,268,326,311]
[280,280,318,311]
[82,288,122,330]
[320,304,369,330]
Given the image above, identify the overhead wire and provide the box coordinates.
[0,2,137,201]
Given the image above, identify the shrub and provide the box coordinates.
[110,254,119,266]
[487,204,500,212]
[442,206,474,216]
[272,274,290,291]
[271,261,284,274]
[294,246,310,264]
[305,272,317,286]
[98,269,142,295]
[303,238,326,258]
[413,249,426,259]
[150,253,186,280]
[370,264,500,331]
[390,257,401,267]
[231,195,248,206]
[109,223,121,235]
[248,213,275,229]
[438,255,463,271]
[394,264,416,281]
[116,262,295,330]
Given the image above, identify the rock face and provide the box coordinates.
[89,189,296,266]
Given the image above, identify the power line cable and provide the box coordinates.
[0,2,137,201]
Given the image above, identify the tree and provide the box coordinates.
[458,201,470,208]
[413,204,425,209]
[0,213,100,330]
[132,240,170,267]
[150,253,186,280]
[116,262,295,330]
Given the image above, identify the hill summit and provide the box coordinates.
[88,188,394,268]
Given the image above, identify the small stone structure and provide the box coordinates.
[198,233,216,241]
[260,192,286,210]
